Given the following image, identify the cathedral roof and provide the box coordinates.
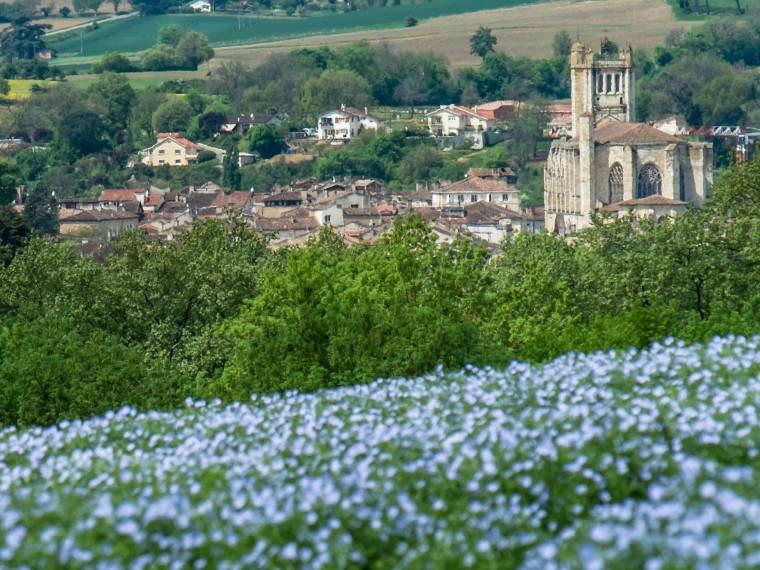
[593,121,684,145]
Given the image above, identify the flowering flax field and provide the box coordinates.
[3,337,760,568]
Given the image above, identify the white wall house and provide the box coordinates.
[431,176,521,210]
[189,0,212,12]
[426,105,494,137]
[317,105,383,142]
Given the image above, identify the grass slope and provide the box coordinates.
[50,0,546,58]
[2,336,760,567]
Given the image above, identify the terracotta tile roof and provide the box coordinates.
[428,105,490,121]
[344,207,380,217]
[472,100,520,111]
[254,216,319,232]
[281,206,313,219]
[593,121,684,145]
[187,192,217,209]
[156,132,196,148]
[264,191,303,205]
[99,189,139,202]
[341,106,383,123]
[467,167,516,178]
[618,195,688,207]
[211,191,253,209]
[61,210,139,223]
[438,176,515,193]
[145,194,164,206]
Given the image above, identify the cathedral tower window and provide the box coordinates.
[608,163,624,203]
[637,163,662,198]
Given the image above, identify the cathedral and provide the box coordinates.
[544,42,713,234]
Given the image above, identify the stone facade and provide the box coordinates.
[545,42,713,234]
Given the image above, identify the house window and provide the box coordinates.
[158,149,165,155]
[608,163,624,203]
[175,149,181,155]
[324,215,331,223]
[158,160,165,164]
[502,194,510,201]
[471,195,477,202]
[458,194,464,203]
[637,163,662,198]
[174,159,181,164]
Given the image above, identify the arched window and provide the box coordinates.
[608,163,624,203]
[637,163,662,198]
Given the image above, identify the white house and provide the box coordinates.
[317,105,383,142]
[189,0,212,12]
[431,176,521,210]
[427,105,494,137]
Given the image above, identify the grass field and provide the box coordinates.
[5,80,58,101]
[215,0,696,68]
[66,70,206,89]
[49,0,549,58]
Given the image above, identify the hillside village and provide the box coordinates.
[46,44,713,252]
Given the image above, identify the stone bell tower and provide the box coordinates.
[570,40,635,136]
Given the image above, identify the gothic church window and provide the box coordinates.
[637,163,662,198]
[608,163,624,203]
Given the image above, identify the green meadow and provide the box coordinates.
[50,0,545,58]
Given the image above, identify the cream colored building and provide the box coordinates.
[426,105,494,137]
[544,43,713,234]
[140,133,200,167]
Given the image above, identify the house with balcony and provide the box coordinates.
[426,105,498,149]
[139,133,200,167]
[317,105,383,142]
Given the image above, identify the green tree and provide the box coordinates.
[87,72,137,136]
[152,97,194,133]
[0,316,151,427]
[141,43,182,71]
[470,26,497,59]
[0,160,20,205]
[157,23,186,46]
[56,107,106,158]
[72,0,102,14]
[0,205,28,266]
[298,68,373,121]
[216,216,503,398]
[248,124,285,159]
[552,30,573,57]
[0,21,50,62]
[222,144,241,190]
[176,31,214,70]
[22,184,58,235]
[92,52,134,73]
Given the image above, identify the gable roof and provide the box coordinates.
[618,195,688,207]
[428,105,490,121]
[593,121,684,145]
[156,132,197,149]
[60,210,139,223]
[437,176,516,194]
[212,191,253,209]
[99,189,139,202]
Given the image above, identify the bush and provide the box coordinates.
[0,317,153,427]
[92,52,135,74]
